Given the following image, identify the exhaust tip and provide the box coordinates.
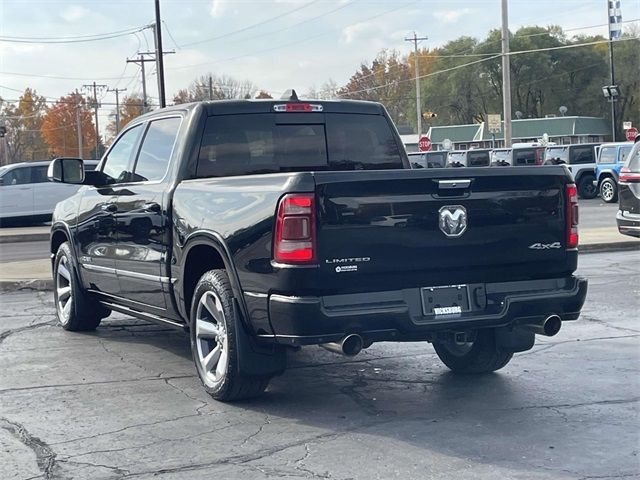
[342,334,364,356]
[543,315,562,337]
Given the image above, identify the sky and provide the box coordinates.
[1,0,639,127]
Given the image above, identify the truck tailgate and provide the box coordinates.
[314,167,574,289]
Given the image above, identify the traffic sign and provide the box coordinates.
[623,121,632,130]
[418,136,432,152]
[625,127,638,141]
[488,114,501,133]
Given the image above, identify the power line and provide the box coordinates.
[168,0,419,71]
[180,0,322,48]
[0,71,137,81]
[0,25,152,44]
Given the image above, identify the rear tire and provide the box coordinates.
[433,329,513,374]
[599,177,618,203]
[577,174,597,199]
[53,242,110,331]
[190,270,270,402]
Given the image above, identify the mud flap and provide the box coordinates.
[233,300,287,377]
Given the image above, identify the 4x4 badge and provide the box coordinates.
[529,242,561,250]
[439,205,467,237]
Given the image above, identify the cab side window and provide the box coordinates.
[598,147,616,164]
[31,166,49,183]
[132,117,181,182]
[102,124,143,184]
[2,167,31,186]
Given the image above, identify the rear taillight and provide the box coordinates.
[273,193,317,264]
[619,167,640,183]
[566,183,579,249]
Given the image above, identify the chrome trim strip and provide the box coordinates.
[81,264,175,284]
[82,264,116,274]
[270,294,320,304]
[245,291,268,298]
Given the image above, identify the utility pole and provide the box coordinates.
[500,0,513,147]
[82,82,107,159]
[405,32,428,139]
[209,75,213,100]
[107,87,127,134]
[153,1,166,108]
[75,103,83,158]
[128,50,174,112]
[127,55,149,113]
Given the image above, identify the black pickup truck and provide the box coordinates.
[48,94,588,401]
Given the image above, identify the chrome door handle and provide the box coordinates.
[101,203,117,213]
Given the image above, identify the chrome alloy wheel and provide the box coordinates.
[56,256,73,325]
[195,291,229,386]
[601,181,615,201]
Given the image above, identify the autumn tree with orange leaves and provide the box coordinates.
[105,94,145,143]
[41,92,96,158]
[0,88,48,164]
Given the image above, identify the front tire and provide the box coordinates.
[433,329,513,374]
[53,242,109,331]
[599,177,618,203]
[190,270,270,401]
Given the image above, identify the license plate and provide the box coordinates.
[421,285,470,316]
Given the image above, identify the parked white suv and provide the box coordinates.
[0,160,98,226]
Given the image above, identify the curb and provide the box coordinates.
[0,233,50,244]
[0,279,53,292]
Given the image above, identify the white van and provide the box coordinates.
[0,160,98,226]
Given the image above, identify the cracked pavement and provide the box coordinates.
[0,251,638,479]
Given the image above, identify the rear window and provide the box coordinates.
[545,147,568,164]
[571,146,595,164]
[514,148,536,165]
[491,149,511,165]
[196,113,403,177]
[447,152,466,166]
[425,151,446,168]
[468,150,490,167]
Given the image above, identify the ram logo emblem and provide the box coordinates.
[439,205,468,238]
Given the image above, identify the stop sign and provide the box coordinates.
[625,127,638,141]
[418,136,432,151]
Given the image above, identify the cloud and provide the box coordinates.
[60,5,90,22]
[432,8,473,23]
[210,0,227,17]
[341,22,377,44]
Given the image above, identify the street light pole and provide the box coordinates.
[501,0,512,148]
[607,1,618,141]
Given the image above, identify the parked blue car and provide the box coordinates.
[595,142,634,203]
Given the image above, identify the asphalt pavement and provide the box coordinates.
[0,250,638,479]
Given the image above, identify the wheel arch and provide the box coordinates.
[179,231,250,330]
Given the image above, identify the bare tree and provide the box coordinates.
[173,74,258,104]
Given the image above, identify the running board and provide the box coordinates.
[100,301,187,331]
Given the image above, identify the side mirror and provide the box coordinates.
[48,158,85,184]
